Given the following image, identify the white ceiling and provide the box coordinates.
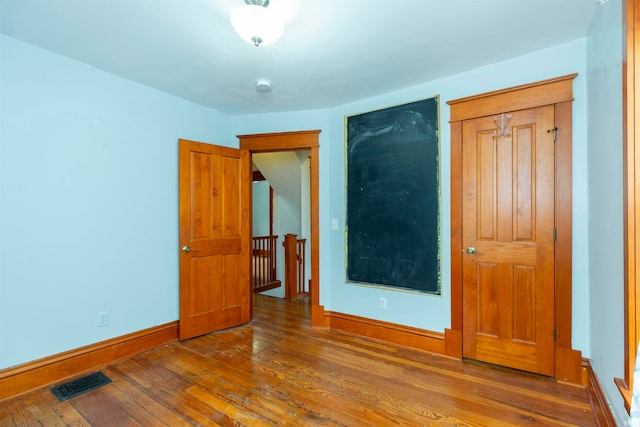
[0,0,598,115]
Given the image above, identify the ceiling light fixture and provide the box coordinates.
[230,0,284,47]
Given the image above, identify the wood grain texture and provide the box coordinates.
[309,145,322,326]
[3,295,600,426]
[585,360,618,427]
[447,74,577,122]
[461,107,556,376]
[620,0,639,410]
[449,75,581,383]
[554,101,575,377]
[448,120,463,336]
[238,130,321,152]
[326,310,445,354]
[283,234,298,299]
[178,139,251,340]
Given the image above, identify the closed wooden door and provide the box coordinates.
[178,139,251,340]
[462,106,555,376]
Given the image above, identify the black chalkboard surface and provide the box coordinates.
[346,97,440,294]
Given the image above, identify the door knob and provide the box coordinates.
[181,246,193,253]
[466,247,477,255]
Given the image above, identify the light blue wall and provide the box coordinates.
[230,39,590,355]
[0,32,596,381]
[586,0,626,424]
[322,39,591,350]
[252,180,270,236]
[0,35,230,369]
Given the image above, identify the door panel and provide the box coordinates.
[179,139,251,340]
[462,106,555,376]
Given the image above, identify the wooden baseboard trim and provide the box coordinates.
[584,359,617,427]
[312,304,329,327]
[0,321,179,402]
[556,346,583,385]
[444,328,462,358]
[326,311,445,354]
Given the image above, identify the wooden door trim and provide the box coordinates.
[448,74,577,122]
[446,75,582,383]
[239,130,321,152]
[618,0,639,409]
[239,130,325,327]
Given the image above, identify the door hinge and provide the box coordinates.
[547,127,558,142]
[554,228,557,242]
[553,328,557,341]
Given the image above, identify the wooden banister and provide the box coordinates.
[252,235,279,293]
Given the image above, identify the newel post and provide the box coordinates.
[283,234,298,300]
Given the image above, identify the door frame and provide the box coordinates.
[445,74,583,383]
[238,130,325,327]
[618,0,640,407]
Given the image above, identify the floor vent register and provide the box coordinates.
[51,371,112,401]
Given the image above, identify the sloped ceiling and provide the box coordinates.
[0,0,598,115]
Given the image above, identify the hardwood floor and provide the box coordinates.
[2,295,597,426]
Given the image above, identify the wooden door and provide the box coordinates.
[462,106,555,376]
[178,139,251,340]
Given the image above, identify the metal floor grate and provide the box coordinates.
[51,371,112,401]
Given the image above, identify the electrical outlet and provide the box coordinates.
[97,311,109,327]
[379,297,387,310]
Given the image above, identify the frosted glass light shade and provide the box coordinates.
[230,4,284,47]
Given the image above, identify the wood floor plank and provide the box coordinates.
[5,398,40,426]
[24,392,67,427]
[154,346,351,424]
[229,322,542,424]
[99,368,172,427]
[50,399,91,426]
[70,387,136,425]
[185,385,275,426]
[0,401,17,426]
[108,355,231,426]
[323,329,593,418]
[179,338,423,426]
[2,294,597,426]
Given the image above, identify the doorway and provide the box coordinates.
[251,150,310,299]
[238,130,323,326]
[446,75,583,383]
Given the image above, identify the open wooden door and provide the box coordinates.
[178,139,251,340]
[461,106,556,376]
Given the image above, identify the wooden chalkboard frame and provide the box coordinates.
[345,96,441,295]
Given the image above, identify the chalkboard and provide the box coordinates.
[346,97,440,294]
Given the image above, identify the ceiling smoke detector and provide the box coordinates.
[256,79,272,92]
